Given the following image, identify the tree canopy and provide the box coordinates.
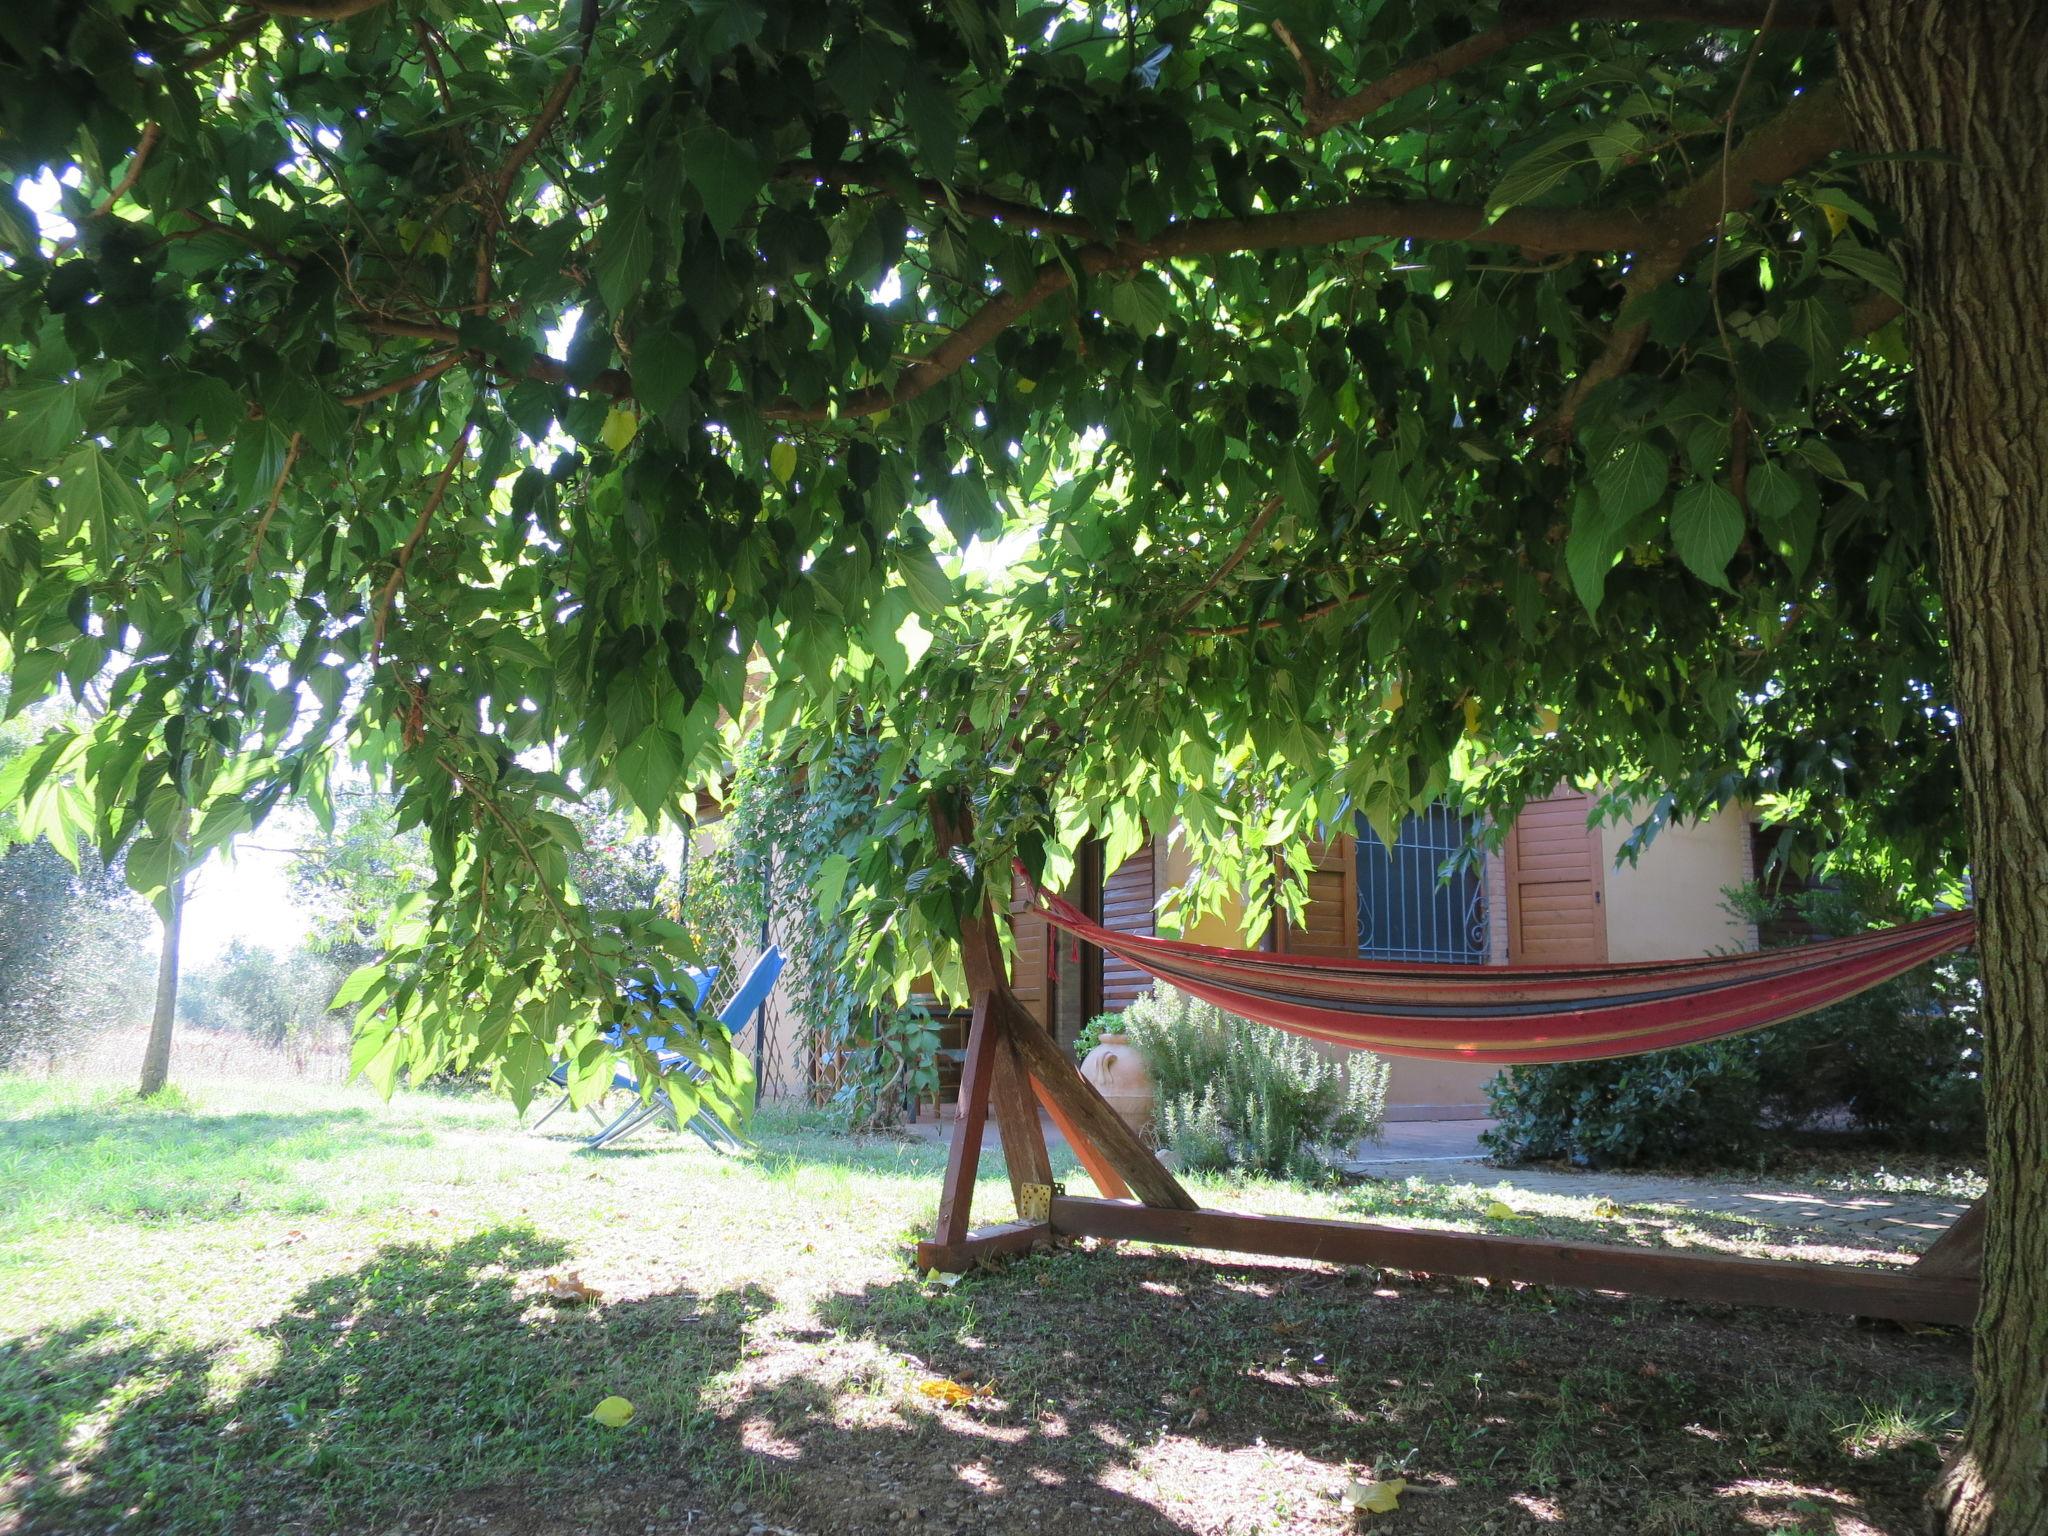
[0,1,1956,1113]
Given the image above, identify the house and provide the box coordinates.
[1007,787,1761,1121]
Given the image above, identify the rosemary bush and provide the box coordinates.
[1121,985,1387,1179]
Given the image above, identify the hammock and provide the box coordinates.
[1025,884,1974,1065]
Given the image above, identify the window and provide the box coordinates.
[1355,806,1488,963]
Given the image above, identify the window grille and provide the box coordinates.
[1355,807,1488,963]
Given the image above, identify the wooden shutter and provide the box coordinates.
[1505,792,1608,963]
[1008,869,1052,1029]
[1098,843,1158,1013]
[1276,836,1359,957]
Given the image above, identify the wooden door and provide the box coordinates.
[1275,835,1359,958]
[1505,792,1608,963]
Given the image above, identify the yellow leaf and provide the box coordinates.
[770,440,797,484]
[1592,1198,1624,1219]
[1015,377,1037,394]
[1383,678,1404,713]
[1822,202,1850,239]
[544,1271,603,1304]
[1342,1476,1408,1514]
[915,1378,977,1405]
[1461,696,1482,737]
[1537,706,1560,734]
[600,407,639,453]
[1484,1200,1516,1220]
[588,1395,635,1427]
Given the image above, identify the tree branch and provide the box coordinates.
[372,422,474,662]
[92,123,161,218]
[1541,78,1844,438]
[1292,1,1832,137]
[476,1,597,307]
[340,353,460,407]
[247,0,392,19]
[244,431,303,574]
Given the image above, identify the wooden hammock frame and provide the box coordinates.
[916,872,1984,1329]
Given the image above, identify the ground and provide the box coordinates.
[0,1041,1978,1536]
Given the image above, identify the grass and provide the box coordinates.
[0,1053,1974,1536]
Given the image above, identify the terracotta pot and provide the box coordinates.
[1080,1032,1155,1133]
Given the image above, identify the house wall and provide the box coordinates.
[1596,805,1758,962]
[1155,801,1758,1121]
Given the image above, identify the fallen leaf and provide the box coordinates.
[1342,1476,1408,1514]
[923,1269,962,1289]
[588,1395,635,1428]
[544,1272,604,1304]
[1484,1200,1517,1220]
[1187,1406,1210,1429]
[1593,1198,1624,1219]
[916,1378,977,1405]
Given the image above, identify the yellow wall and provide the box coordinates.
[1597,805,1758,962]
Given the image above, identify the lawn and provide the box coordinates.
[0,1057,1971,1536]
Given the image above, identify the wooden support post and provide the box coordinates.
[987,1019,1053,1206]
[1047,1196,1980,1327]
[916,1219,1048,1272]
[1031,1074,1133,1200]
[999,989,1196,1210]
[1913,1196,1987,1280]
[929,992,998,1250]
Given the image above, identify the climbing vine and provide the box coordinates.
[710,727,940,1126]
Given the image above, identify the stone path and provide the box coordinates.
[1340,1122,1972,1251]
[898,1112,1975,1251]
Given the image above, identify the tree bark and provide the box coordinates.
[1836,8,2048,1532]
[137,823,189,1099]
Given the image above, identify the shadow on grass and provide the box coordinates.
[0,1226,764,1535]
[0,1219,1973,1536]
[787,1243,1969,1535]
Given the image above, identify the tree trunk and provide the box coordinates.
[137,835,188,1098]
[1836,8,2048,1532]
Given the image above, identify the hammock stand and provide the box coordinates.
[915,846,1983,1328]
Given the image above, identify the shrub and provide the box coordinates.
[1485,883,1983,1170]
[1482,1044,1769,1169]
[1120,985,1387,1179]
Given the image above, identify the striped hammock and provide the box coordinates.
[1025,885,1974,1065]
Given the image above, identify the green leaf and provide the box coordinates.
[613,727,683,819]
[896,546,953,616]
[594,210,653,317]
[685,124,765,240]
[813,852,852,914]
[633,321,701,415]
[1565,492,1622,617]
[1821,242,1907,306]
[1670,479,1744,589]
[1748,458,1799,522]
[1595,436,1666,521]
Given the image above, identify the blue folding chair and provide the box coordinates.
[586,946,784,1152]
[527,965,718,1133]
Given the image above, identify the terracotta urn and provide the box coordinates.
[1080,1032,1155,1134]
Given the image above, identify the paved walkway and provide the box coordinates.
[1341,1119,1971,1251]
[900,1112,1972,1251]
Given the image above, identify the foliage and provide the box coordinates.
[710,727,939,1125]
[1122,985,1386,1178]
[178,938,351,1051]
[1074,1008,1120,1061]
[0,2,1962,1117]
[1485,878,1982,1170]
[0,701,153,1070]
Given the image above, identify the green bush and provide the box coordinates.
[1120,986,1387,1179]
[1481,1044,1769,1169]
[1484,884,1983,1170]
